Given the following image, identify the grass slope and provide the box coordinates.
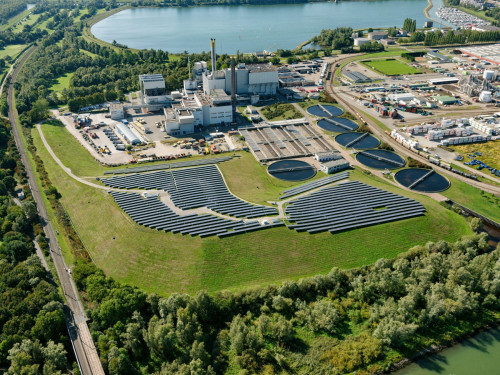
[0,44,27,60]
[362,59,421,76]
[33,125,472,295]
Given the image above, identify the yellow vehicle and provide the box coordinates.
[204,147,210,155]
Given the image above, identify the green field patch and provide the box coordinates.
[451,141,500,172]
[33,123,472,295]
[0,44,27,60]
[261,102,302,121]
[50,72,74,93]
[361,58,421,76]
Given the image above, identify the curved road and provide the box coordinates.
[326,55,500,197]
[7,48,104,375]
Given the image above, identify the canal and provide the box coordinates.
[92,0,446,53]
[395,326,500,374]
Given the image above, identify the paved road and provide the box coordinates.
[327,56,500,197]
[7,47,104,375]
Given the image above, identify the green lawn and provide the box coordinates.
[32,123,472,295]
[442,176,500,223]
[11,13,40,33]
[361,59,421,76]
[261,103,302,121]
[50,72,74,93]
[0,8,32,31]
[0,44,27,60]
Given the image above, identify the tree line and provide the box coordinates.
[67,232,500,374]
[0,117,74,374]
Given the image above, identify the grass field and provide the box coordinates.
[50,72,74,93]
[442,176,500,223]
[261,103,302,121]
[32,123,472,295]
[451,142,500,172]
[0,44,27,60]
[361,59,421,76]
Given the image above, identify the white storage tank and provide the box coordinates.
[483,70,495,80]
[479,91,493,103]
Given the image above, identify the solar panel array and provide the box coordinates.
[102,165,278,218]
[286,181,425,234]
[104,156,234,175]
[111,191,280,238]
[279,172,349,199]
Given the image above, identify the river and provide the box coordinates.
[395,326,500,374]
[91,0,446,54]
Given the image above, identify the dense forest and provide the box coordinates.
[0,0,30,25]
[0,117,74,374]
[68,233,500,374]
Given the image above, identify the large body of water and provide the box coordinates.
[395,326,500,375]
[92,0,445,53]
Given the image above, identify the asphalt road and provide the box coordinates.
[326,56,500,197]
[7,47,104,375]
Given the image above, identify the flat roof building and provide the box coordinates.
[354,38,371,46]
[368,31,388,40]
[320,159,350,174]
[139,74,169,105]
[109,103,124,120]
[314,151,342,162]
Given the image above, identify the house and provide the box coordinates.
[320,159,350,174]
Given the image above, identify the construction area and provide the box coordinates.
[239,120,335,162]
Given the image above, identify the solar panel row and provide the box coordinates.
[102,165,278,218]
[104,156,234,175]
[110,191,279,238]
[279,172,349,199]
[285,181,425,234]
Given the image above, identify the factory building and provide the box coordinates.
[164,89,233,136]
[354,38,371,46]
[388,93,415,102]
[314,151,343,162]
[367,31,388,40]
[320,159,350,174]
[109,103,124,120]
[115,123,141,145]
[139,74,170,105]
[203,63,279,98]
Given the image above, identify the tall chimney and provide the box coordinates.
[231,59,236,106]
[210,38,216,75]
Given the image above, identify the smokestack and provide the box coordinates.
[211,38,216,75]
[231,59,236,106]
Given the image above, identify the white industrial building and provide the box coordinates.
[388,93,416,102]
[115,123,141,145]
[109,103,124,120]
[320,159,350,174]
[164,89,233,136]
[139,74,169,105]
[314,151,342,162]
[202,63,279,98]
[354,38,371,46]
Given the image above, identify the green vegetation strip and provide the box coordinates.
[361,58,421,76]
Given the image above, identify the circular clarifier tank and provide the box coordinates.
[356,149,406,170]
[335,132,380,149]
[394,168,450,193]
[307,104,344,117]
[268,160,316,181]
[317,118,358,133]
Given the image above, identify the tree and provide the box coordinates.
[2,239,33,264]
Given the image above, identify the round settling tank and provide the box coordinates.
[335,132,380,149]
[307,104,344,117]
[356,149,405,170]
[317,118,358,133]
[268,160,316,181]
[394,168,450,193]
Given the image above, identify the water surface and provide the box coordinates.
[92,0,446,53]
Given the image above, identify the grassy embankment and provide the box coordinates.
[450,142,500,172]
[49,72,74,96]
[31,121,472,295]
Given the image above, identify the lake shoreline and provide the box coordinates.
[387,319,500,374]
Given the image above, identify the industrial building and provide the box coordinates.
[432,95,458,105]
[139,74,169,105]
[314,151,342,162]
[367,31,388,40]
[354,38,371,46]
[115,123,141,145]
[203,63,279,98]
[320,158,350,174]
[427,51,452,62]
[109,103,124,120]
[459,44,500,65]
[164,90,233,136]
[427,77,460,85]
[388,93,416,103]
[344,71,371,83]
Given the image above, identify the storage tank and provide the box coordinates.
[483,70,495,80]
[479,91,492,103]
